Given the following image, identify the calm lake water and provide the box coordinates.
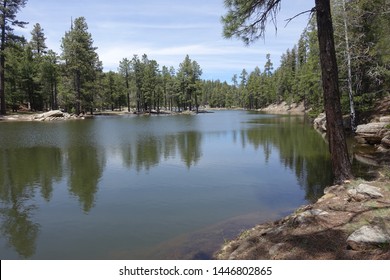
[0,110,334,259]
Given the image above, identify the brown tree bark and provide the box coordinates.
[315,0,353,183]
[0,0,7,115]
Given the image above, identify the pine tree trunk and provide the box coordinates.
[0,1,6,115]
[315,0,353,183]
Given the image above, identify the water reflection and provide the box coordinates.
[242,116,333,201]
[67,145,105,212]
[0,147,61,258]
[118,132,202,171]
[0,113,334,259]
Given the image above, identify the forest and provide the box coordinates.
[0,0,389,126]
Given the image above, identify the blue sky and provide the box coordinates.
[16,0,314,82]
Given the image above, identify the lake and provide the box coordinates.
[0,110,334,259]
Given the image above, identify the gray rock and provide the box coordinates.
[356,184,383,198]
[355,122,389,145]
[348,184,383,201]
[314,113,327,132]
[31,110,79,121]
[356,122,389,134]
[293,209,329,225]
[347,225,390,250]
[382,135,390,148]
[379,116,390,123]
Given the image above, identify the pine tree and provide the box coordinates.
[118,58,132,112]
[30,23,46,55]
[177,55,202,112]
[40,50,59,110]
[0,0,27,115]
[61,17,101,115]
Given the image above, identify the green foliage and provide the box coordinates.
[61,17,102,114]
[221,0,281,44]
[2,0,388,116]
[0,0,28,114]
[331,0,390,122]
[176,55,203,112]
[29,23,46,55]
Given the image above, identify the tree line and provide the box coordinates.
[219,0,388,183]
[1,0,388,121]
[208,0,389,124]
[0,10,204,115]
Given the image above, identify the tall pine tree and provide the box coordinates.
[0,0,27,115]
[61,17,101,115]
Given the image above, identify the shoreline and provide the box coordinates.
[215,174,390,260]
[257,101,308,115]
[214,101,390,260]
[0,108,217,122]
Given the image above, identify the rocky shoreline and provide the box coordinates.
[215,176,390,260]
[314,113,390,166]
[0,109,216,122]
[259,101,308,115]
[0,110,86,122]
[215,101,390,260]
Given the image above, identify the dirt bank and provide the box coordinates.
[215,171,390,260]
[259,101,308,115]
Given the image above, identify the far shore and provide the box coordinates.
[0,102,309,122]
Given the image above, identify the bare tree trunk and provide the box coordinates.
[75,71,81,115]
[125,73,130,112]
[342,0,356,132]
[315,0,353,183]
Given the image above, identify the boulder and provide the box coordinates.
[355,122,389,144]
[293,209,329,225]
[379,116,390,123]
[347,225,390,250]
[42,110,64,118]
[314,113,327,132]
[381,134,390,149]
[31,110,78,121]
[356,122,389,134]
[347,183,383,201]
[313,113,351,132]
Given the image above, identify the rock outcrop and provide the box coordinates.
[31,110,81,121]
[313,113,352,133]
[31,110,77,121]
[353,116,390,165]
[1,110,83,122]
[355,117,390,145]
[260,101,307,115]
[313,113,327,132]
